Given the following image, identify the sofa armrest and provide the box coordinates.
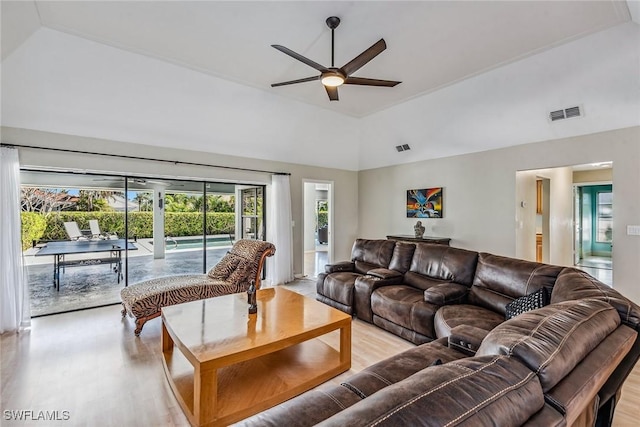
[367,268,402,280]
[325,261,355,274]
[424,283,469,305]
[448,325,490,356]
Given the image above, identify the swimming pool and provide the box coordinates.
[164,236,233,250]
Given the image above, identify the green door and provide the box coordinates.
[581,185,612,256]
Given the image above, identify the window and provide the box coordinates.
[596,191,612,243]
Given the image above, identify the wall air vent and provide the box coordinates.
[395,144,411,152]
[549,105,582,122]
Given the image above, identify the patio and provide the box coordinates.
[25,241,232,317]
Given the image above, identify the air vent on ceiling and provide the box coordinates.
[549,105,582,122]
[396,144,411,152]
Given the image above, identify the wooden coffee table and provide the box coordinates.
[161,287,352,426]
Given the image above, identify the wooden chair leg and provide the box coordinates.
[134,318,145,337]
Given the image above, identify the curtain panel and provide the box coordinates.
[266,174,294,286]
[0,147,31,333]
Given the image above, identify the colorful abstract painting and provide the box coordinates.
[407,188,443,218]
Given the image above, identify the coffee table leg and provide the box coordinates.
[340,321,352,368]
[194,366,217,425]
[162,321,173,352]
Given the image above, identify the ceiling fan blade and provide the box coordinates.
[271,75,320,87]
[344,76,401,87]
[325,85,339,101]
[340,39,387,76]
[271,45,328,72]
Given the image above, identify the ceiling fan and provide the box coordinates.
[271,16,401,101]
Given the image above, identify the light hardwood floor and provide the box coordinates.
[1,280,638,426]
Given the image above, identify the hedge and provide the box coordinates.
[26,211,235,242]
[21,212,47,249]
[318,211,328,228]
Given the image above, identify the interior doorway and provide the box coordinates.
[515,162,613,286]
[303,180,332,278]
[574,183,613,272]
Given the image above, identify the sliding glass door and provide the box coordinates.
[20,169,265,316]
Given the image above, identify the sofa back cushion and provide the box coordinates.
[350,239,396,274]
[387,241,415,273]
[404,243,479,290]
[318,355,544,427]
[551,267,640,329]
[476,299,620,392]
[469,253,563,314]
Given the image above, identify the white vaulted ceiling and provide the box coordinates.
[1,1,639,170]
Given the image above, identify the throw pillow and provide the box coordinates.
[207,253,242,280]
[505,287,550,320]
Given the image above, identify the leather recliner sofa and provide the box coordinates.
[278,239,640,425]
[240,298,636,426]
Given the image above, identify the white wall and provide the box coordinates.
[358,126,640,304]
[2,127,359,277]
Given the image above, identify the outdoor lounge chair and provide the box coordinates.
[63,221,88,241]
[120,239,276,336]
[89,219,117,239]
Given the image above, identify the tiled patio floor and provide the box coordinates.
[26,243,232,317]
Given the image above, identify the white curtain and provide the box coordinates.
[0,147,31,333]
[266,174,294,286]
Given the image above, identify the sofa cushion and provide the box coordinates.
[239,382,363,427]
[341,340,465,399]
[207,253,242,280]
[551,267,640,329]
[434,304,505,338]
[317,355,544,427]
[351,239,396,274]
[476,299,621,392]
[372,316,433,344]
[121,274,239,319]
[387,241,416,273]
[469,253,563,315]
[317,272,359,305]
[505,287,550,320]
[424,282,469,305]
[403,271,451,291]
[407,243,479,287]
[371,286,439,339]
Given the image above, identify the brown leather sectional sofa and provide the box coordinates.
[240,239,640,426]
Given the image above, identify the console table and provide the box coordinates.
[387,235,451,246]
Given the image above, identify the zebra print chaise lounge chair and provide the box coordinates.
[120,239,275,336]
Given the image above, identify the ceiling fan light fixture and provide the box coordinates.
[321,72,344,87]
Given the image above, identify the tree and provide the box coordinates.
[164,193,197,212]
[133,192,153,212]
[21,187,76,214]
[76,190,121,211]
[194,194,235,213]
